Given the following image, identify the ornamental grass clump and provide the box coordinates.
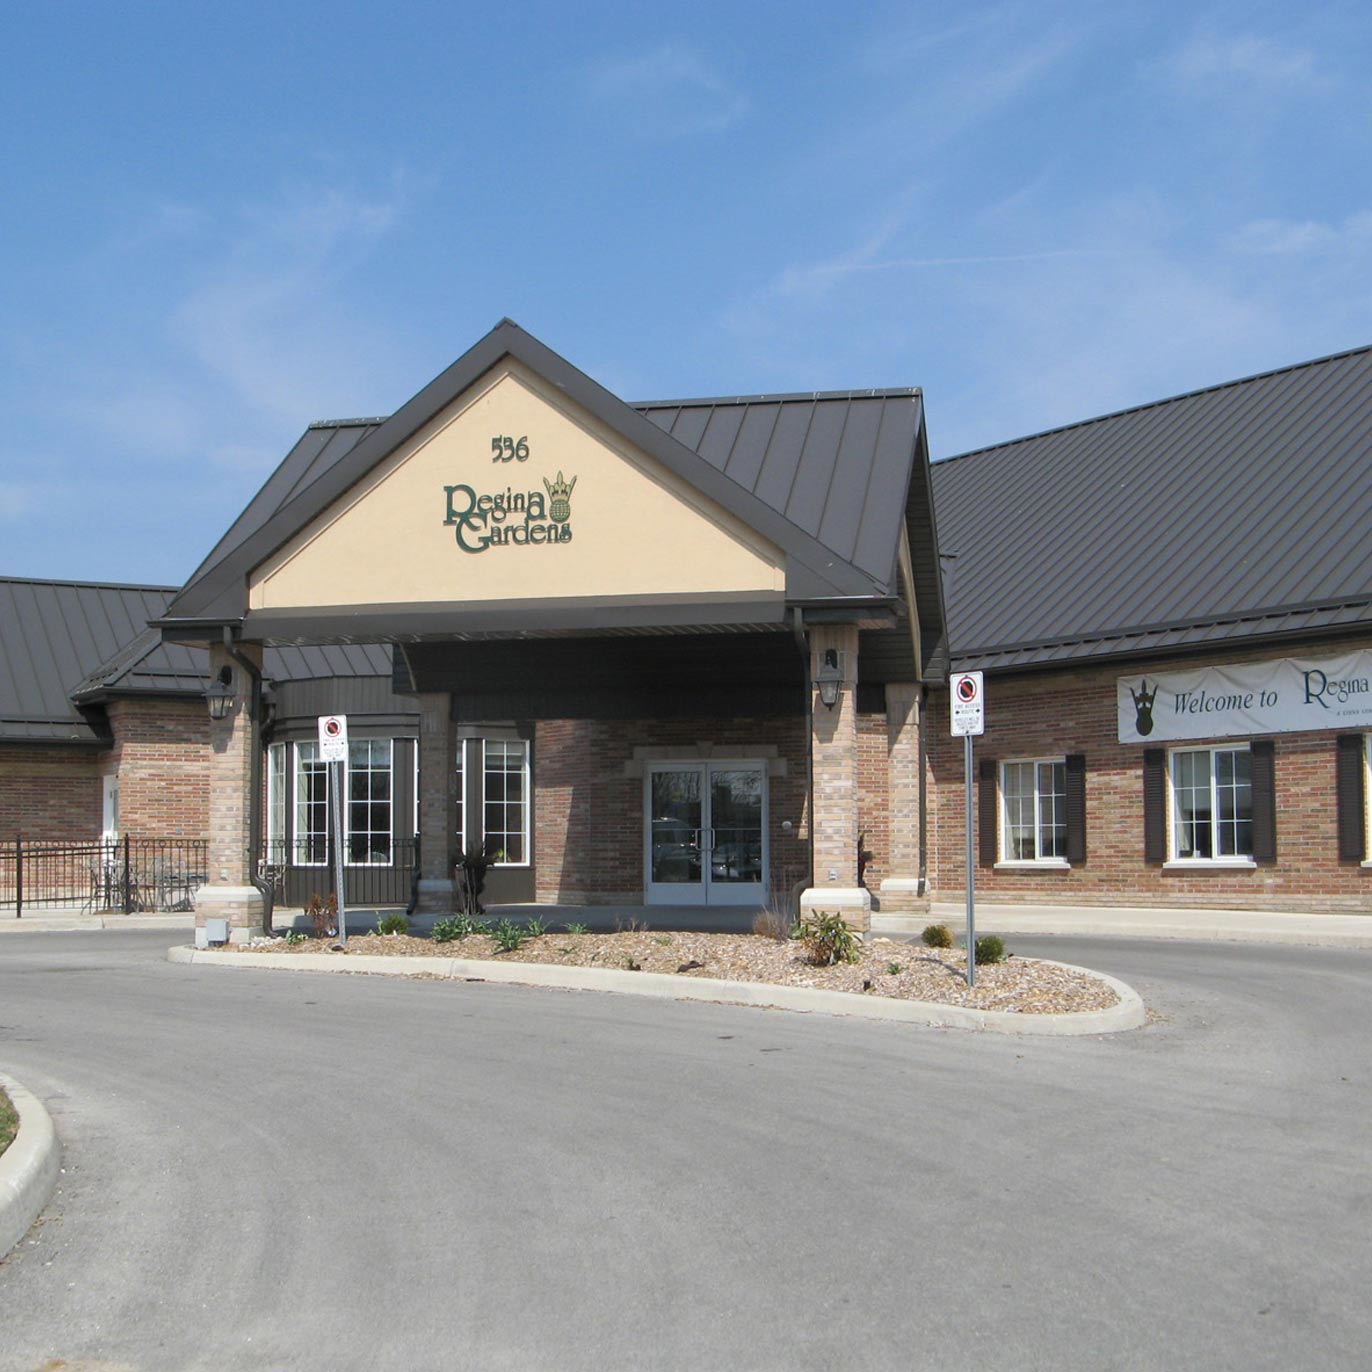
[377,913,410,936]
[796,910,862,966]
[921,923,953,949]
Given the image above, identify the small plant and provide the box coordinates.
[283,930,307,946]
[306,892,338,939]
[886,962,903,976]
[653,934,672,946]
[431,916,465,943]
[489,918,529,953]
[524,915,547,938]
[615,916,648,933]
[751,908,790,941]
[796,910,862,967]
[625,956,642,971]
[376,913,409,936]
[564,922,589,935]
[975,935,1007,965]
[922,923,954,949]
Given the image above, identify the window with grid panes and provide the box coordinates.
[1170,746,1252,859]
[482,739,528,865]
[1000,759,1067,861]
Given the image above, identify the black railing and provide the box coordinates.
[260,835,418,909]
[0,837,209,918]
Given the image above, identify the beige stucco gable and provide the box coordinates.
[247,361,786,613]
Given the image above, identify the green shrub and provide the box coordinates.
[524,915,547,938]
[886,962,903,976]
[283,930,307,946]
[489,918,529,953]
[975,935,1007,964]
[796,910,862,966]
[563,921,589,935]
[921,923,953,949]
[431,917,465,943]
[377,913,410,936]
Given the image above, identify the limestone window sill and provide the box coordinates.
[1163,859,1257,871]
[994,860,1071,871]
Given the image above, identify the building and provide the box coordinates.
[4,324,1372,932]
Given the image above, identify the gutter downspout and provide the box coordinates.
[918,684,928,895]
[221,627,273,937]
[791,607,814,913]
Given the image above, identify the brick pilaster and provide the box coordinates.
[416,693,456,913]
[802,624,870,932]
[879,681,929,916]
[194,642,265,942]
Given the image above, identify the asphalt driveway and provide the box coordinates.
[0,930,1369,1371]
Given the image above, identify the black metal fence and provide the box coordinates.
[260,835,419,909]
[0,837,209,918]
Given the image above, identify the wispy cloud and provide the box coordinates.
[586,43,747,138]
[1162,31,1323,90]
[1227,211,1372,255]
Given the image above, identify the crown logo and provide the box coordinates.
[543,470,577,524]
[1129,679,1157,735]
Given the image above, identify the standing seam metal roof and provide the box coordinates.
[931,344,1372,669]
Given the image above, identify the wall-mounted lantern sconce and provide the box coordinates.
[205,665,235,721]
[815,648,843,710]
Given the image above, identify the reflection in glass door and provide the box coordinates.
[645,762,767,905]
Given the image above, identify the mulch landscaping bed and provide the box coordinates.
[213,929,1119,1015]
[0,1086,17,1159]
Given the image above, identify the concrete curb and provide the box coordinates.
[0,915,196,934]
[0,1071,61,1261]
[166,946,1145,1036]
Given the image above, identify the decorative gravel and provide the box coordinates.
[217,930,1119,1015]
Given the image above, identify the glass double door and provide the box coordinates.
[645,761,767,906]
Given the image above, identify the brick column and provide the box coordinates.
[415,692,457,914]
[878,682,929,920]
[194,642,265,944]
[800,624,870,933]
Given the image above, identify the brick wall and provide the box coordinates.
[856,710,889,889]
[926,638,1372,911]
[105,700,209,839]
[535,716,809,904]
[0,744,103,838]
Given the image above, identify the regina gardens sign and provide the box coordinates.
[1118,648,1372,743]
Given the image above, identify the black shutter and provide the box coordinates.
[1336,734,1366,862]
[1250,740,1276,864]
[1065,753,1087,865]
[978,758,997,867]
[1143,748,1166,864]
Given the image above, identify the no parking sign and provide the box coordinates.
[318,714,349,762]
[950,671,984,736]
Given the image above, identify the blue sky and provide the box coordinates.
[3,0,1370,586]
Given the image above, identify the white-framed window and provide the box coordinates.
[455,740,467,855]
[1000,759,1067,862]
[482,738,529,866]
[1170,745,1252,860]
[267,743,287,857]
[293,741,329,866]
[101,774,119,842]
[347,739,393,866]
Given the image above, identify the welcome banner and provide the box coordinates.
[1117,649,1372,743]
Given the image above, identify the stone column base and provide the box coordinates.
[799,886,872,935]
[194,885,267,945]
[415,878,457,915]
[877,877,930,917]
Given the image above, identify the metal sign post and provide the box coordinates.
[318,715,349,945]
[949,672,985,987]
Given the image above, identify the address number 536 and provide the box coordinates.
[491,435,530,462]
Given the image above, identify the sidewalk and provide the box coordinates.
[875,902,1372,948]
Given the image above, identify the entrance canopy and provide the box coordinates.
[158,319,945,674]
